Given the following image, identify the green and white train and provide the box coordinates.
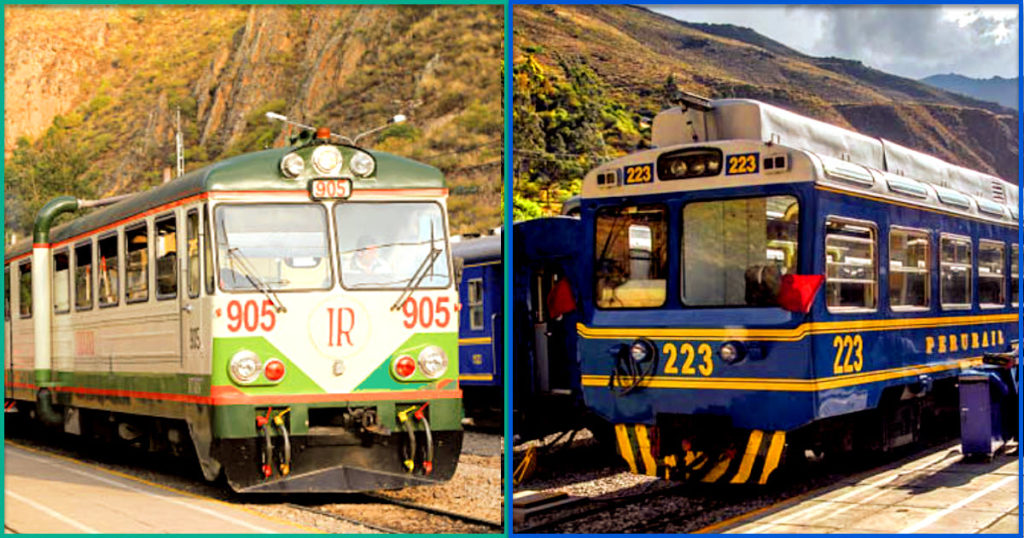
[4,126,463,492]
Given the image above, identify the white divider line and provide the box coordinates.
[6,490,100,533]
[743,449,957,534]
[899,474,1016,534]
[7,447,275,534]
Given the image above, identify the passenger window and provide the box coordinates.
[1012,244,1019,307]
[940,235,972,309]
[825,219,877,311]
[978,240,1005,308]
[75,241,93,311]
[53,249,71,314]
[468,278,484,330]
[889,228,930,310]
[125,223,149,303]
[594,205,668,308]
[4,266,10,320]
[19,261,32,318]
[155,214,178,300]
[204,204,215,295]
[187,210,200,298]
[98,233,120,307]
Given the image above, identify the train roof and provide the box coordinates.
[5,144,444,261]
[451,234,501,264]
[583,99,1017,225]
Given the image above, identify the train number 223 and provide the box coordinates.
[662,342,714,376]
[832,334,864,374]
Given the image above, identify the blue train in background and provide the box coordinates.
[454,217,599,441]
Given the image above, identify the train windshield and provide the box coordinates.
[594,205,668,308]
[214,204,332,291]
[682,196,799,306]
[334,202,451,289]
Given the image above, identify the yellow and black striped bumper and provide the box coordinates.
[613,424,786,484]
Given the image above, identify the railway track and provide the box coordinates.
[286,493,503,533]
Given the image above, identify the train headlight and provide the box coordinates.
[417,345,448,379]
[657,148,724,180]
[263,358,286,382]
[630,340,653,362]
[312,145,343,175]
[350,151,375,177]
[280,153,305,178]
[719,342,746,364]
[229,350,262,384]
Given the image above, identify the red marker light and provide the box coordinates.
[315,127,331,140]
[264,359,286,382]
[394,355,416,379]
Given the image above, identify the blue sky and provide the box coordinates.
[647,5,1018,80]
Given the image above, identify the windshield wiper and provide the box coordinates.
[390,225,443,311]
[227,247,287,313]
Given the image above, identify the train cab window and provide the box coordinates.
[940,235,972,309]
[888,228,930,310]
[682,196,799,306]
[18,261,31,318]
[125,223,149,303]
[5,266,10,321]
[74,241,93,311]
[98,233,120,307]
[187,210,200,298]
[155,214,178,300]
[203,203,215,295]
[594,204,667,308]
[978,240,1005,309]
[53,249,71,314]
[1012,244,1019,307]
[468,278,485,330]
[825,219,877,312]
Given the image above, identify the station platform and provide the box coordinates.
[4,441,316,533]
[712,441,1019,534]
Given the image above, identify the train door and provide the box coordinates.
[180,208,205,371]
[530,264,574,394]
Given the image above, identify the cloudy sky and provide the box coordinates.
[647,5,1018,80]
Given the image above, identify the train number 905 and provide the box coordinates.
[401,297,452,329]
[226,299,277,332]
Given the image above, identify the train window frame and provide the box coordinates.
[98,231,121,308]
[680,194,801,308]
[593,203,669,310]
[468,277,485,330]
[4,266,11,321]
[203,203,215,296]
[154,212,178,301]
[939,233,972,310]
[977,239,1005,310]
[18,260,32,319]
[124,222,150,304]
[888,226,931,312]
[214,202,334,293]
[1011,244,1019,308]
[74,239,94,312]
[52,247,71,315]
[187,209,200,299]
[824,216,878,314]
[332,200,452,292]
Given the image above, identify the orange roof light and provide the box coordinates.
[315,127,332,140]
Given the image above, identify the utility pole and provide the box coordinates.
[175,107,184,177]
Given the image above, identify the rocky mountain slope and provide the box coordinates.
[921,74,1018,111]
[512,5,1018,215]
[4,5,503,238]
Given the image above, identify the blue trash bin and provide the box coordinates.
[958,366,1010,459]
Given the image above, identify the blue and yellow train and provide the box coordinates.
[573,98,1019,484]
[452,235,502,419]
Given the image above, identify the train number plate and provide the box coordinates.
[309,178,353,200]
